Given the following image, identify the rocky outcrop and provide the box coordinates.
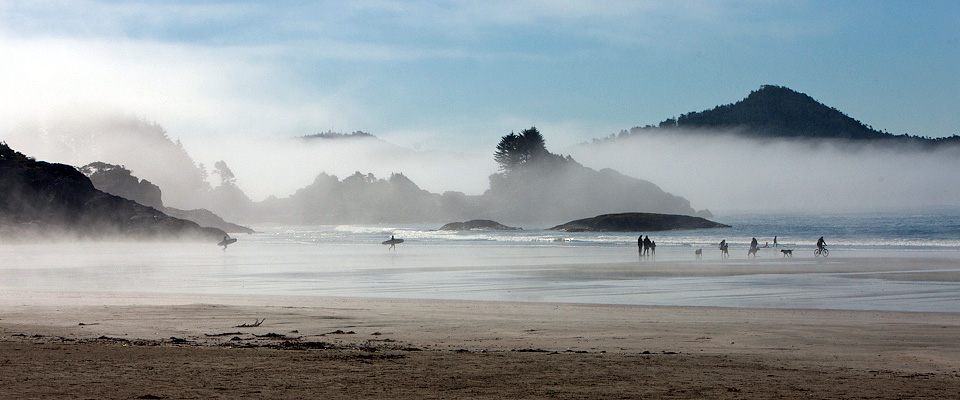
[484,156,698,223]
[164,207,255,234]
[80,162,164,209]
[439,219,521,231]
[547,213,730,232]
[80,162,254,234]
[0,143,226,241]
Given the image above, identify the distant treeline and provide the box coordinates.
[301,130,374,140]
[594,85,960,147]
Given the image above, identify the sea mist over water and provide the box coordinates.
[1,109,495,205]
[6,108,959,218]
[187,136,495,201]
[567,132,960,213]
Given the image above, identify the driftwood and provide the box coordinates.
[253,332,300,340]
[204,331,245,337]
[235,318,265,328]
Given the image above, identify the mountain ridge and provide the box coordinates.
[598,85,960,146]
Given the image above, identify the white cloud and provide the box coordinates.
[0,34,360,142]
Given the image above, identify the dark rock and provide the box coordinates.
[547,213,730,232]
[80,162,254,234]
[80,162,164,209]
[0,143,226,242]
[439,219,521,231]
[164,207,254,234]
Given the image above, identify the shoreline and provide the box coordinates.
[3,294,960,398]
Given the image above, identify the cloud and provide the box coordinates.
[0,34,363,142]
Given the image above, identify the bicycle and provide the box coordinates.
[814,246,829,257]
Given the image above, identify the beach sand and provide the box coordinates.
[2,291,960,399]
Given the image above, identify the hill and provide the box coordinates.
[80,162,253,234]
[485,128,707,223]
[301,130,376,140]
[601,85,960,145]
[246,128,706,225]
[251,171,477,224]
[0,143,227,241]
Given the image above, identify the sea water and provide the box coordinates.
[1,211,959,312]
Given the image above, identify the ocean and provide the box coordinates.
[2,211,960,313]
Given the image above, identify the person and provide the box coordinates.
[817,236,826,251]
[719,239,728,258]
[750,237,758,250]
[643,236,652,256]
[649,240,656,257]
[221,235,231,251]
[638,235,643,254]
[773,236,778,247]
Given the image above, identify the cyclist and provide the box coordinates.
[816,236,826,252]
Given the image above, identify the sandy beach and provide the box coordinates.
[2,291,960,399]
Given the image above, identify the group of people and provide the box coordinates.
[718,236,826,258]
[637,235,656,256]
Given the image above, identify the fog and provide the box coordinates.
[0,110,496,208]
[566,132,960,213]
[5,108,959,217]
[187,136,495,201]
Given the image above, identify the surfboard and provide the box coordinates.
[382,238,404,245]
[218,238,238,247]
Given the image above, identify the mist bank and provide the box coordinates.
[2,109,493,208]
[3,111,706,225]
[188,134,495,201]
[567,130,960,213]
[234,144,702,225]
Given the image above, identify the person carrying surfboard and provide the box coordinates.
[382,235,403,250]
[219,235,237,251]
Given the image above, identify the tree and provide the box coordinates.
[494,132,522,171]
[213,160,236,187]
[494,127,548,172]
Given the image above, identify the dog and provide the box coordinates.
[695,249,702,259]
[781,249,793,258]
[748,246,760,258]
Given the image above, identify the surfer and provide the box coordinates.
[383,235,403,250]
[218,235,236,251]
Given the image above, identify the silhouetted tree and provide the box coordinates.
[494,127,548,172]
[213,161,236,187]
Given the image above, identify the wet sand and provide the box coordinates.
[2,292,960,398]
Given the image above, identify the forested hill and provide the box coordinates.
[602,85,960,146]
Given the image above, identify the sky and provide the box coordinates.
[1,0,958,154]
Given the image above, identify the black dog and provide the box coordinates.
[781,249,793,258]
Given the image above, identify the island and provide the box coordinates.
[547,213,730,232]
[439,219,521,231]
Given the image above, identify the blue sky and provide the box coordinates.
[1,0,958,151]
